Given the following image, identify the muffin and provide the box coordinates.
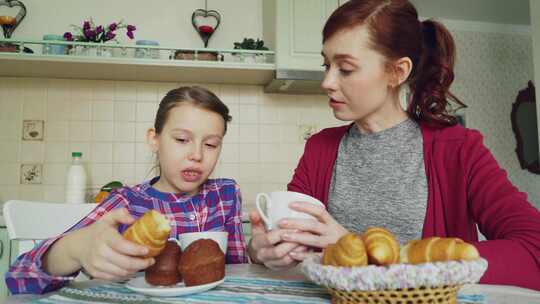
[178,239,225,286]
[145,240,182,286]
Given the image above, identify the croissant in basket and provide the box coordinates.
[362,227,400,266]
[400,236,479,264]
[123,210,171,258]
[322,228,480,268]
[322,232,368,267]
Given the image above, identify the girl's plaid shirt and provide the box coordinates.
[6,177,247,294]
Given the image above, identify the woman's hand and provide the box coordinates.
[247,211,308,270]
[74,208,155,280]
[277,201,348,261]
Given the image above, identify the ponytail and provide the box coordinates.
[407,19,466,127]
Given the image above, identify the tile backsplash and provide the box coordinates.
[0,78,340,212]
[1,29,539,213]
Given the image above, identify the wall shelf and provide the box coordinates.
[0,39,276,85]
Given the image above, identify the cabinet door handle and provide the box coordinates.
[0,240,3,259]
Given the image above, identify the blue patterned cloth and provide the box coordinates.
[31,276,485,304]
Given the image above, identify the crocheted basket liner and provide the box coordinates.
[301,255,488,292]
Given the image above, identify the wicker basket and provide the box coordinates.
[328,284,461,304]
[301,255,488,304]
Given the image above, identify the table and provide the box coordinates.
[4,264,540,303]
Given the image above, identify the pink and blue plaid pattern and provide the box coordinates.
[5,177,248,294]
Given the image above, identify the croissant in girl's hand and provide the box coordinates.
[400,237,480,264]
[123,210,171,258]
[322,232,368,267]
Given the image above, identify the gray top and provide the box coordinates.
[327,119,428,244]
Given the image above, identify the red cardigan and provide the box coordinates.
[288,122,540,290]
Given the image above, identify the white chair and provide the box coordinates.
[3,200,96,263]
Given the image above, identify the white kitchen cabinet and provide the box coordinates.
[264,0,339,71]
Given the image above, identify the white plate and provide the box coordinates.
[125,275,225,297]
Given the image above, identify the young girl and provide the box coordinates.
[6,86,248,294]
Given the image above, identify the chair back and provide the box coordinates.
[3,200,95,259]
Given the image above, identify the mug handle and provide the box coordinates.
[255,193,272,229]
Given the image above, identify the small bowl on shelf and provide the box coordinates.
[173,50,222,61]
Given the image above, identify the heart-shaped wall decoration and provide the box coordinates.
[0,0,26,38]
[191,8,221,48]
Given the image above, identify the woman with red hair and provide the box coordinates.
[248,0,540,290]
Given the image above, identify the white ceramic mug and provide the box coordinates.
[177,231,228,254]
[255,191,324,230]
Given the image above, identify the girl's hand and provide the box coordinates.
[277,201,349,261]
[247,211,308,270]
[76,208,155,280]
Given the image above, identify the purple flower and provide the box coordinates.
[63,32,73,41]
[85,29,97,41]
[68,19,136,43]
[105,31,116,41]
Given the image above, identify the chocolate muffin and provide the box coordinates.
[178,239,225,286]
[145,240,182,286]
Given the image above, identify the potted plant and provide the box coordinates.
[231,38,269,63]
[63,19,136,57]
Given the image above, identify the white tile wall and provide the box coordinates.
[71,80,93,101]
[114,82,138,101]
[0,78,338,212]
[45,121,69,141]
[70,100,92,121]
[23,99,46,120]
[113,143,135,163]
[93,81,115,101]
[92,122,114,142]
[18,185,44,201]
[0,164,19,185]
[43,164,67,185]
[92,100,114,121]
[20,142,44,163]
[69,122,92,141]
[136,83,159,102]
[114,102,136,122]
[114,122,136,142]
[0,141,19,162]
[136,103,158,122]
[1,98,22,123]
[47,99,71,122]
[91,143,113,163]
[44,142,67,163]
